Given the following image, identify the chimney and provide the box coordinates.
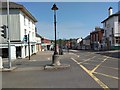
[95,26,100,31]
[108,7,113,16]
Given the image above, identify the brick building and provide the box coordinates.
[90,27,104,50]
[41,38,51,51]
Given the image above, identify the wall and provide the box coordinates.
[11,45,16,60]
[0,9,20,43]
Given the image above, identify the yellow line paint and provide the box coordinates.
[93,72,119,80]
[71,58,110,90]
[91,57,108,73]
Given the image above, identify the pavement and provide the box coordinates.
[96,50,120,58]
[2,51,54,72]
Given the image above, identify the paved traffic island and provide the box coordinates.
[1,67,17,72]
[44,55,70,70]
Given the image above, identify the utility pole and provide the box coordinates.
[7,0,11,68]
[28,34,30,60]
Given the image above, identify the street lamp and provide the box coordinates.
[51,4,58,55]
[44,4,70,68]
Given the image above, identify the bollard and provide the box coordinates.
[0,57,3,69]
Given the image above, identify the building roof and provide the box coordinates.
[36,33,42,38]
[2,2,37,22]
[101,11,120,23]
[84,35,90,40]
[90,28,104,34]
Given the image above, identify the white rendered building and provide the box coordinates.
[0,2,37,59]
[101,7,120,50]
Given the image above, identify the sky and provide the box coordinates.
[18,2,118,40]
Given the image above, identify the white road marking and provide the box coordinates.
[82,62,119,70]
[93,72,119,80]
[71,58,110,90]
[79,56,96,64]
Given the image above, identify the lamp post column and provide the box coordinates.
[51,4,60,65]
[54,10,57,55]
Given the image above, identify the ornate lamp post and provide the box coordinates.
[44,4,70,69]
[51,4,60,65]
[51,4,58,55]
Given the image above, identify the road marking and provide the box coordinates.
[93,72,119,80]
[71,53,80,57]
[71,58,79,64]
[80,65,110,90]
[71,58,110,90]
[91,57,108,73]
[79,56,96,64]
[82,62,119,70]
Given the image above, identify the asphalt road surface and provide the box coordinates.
[2,50,119,90]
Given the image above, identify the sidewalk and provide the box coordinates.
[2,51,54,72]
[69,49,120,58]
[96,50,120,58]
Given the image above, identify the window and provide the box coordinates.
[111,28,114,36]
[115,37,120,44]
[32,22,34,29]
[24,15,26,25]
[94,34,96,41]
[105,30,107,36]
[96,34,98,41]
[24,29,27,35]
[28,19,30,28]
[32,32,34,38]
[105,22,107,27]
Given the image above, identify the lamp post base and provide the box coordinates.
[52,54,60,65]
[44,54,70,70]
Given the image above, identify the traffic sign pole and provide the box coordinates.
[7,0,11,68]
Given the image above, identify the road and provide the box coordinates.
[2,50,119,89]
[69,50,119,90]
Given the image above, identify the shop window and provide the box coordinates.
[116,37,120,44]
